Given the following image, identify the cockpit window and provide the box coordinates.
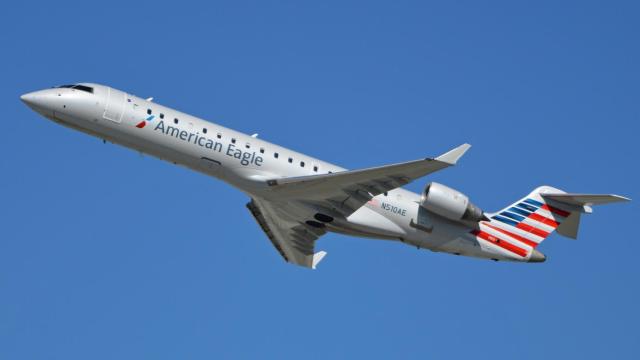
[56,84,94,93]
[73,85,94,93]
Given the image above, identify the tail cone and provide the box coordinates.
[528,249,546,263]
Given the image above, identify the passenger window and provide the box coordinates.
[231,138,236,144]
[300,161,305,167]
[260,148,265,154]
[174,118,179,124]
[203,128,208,134]
[217,133,222,139]
[274,153,279,158]
[160,113,165,119]
[313,166,318,172]
[288,157,293,163]
[245,143,250,149]
[147,109,152,115]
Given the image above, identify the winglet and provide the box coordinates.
[435,143,471,165]
[311,251,327,269]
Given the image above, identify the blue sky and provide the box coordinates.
[1,1,638,358]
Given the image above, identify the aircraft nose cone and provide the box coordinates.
[20,92,38,106]
[20,89,58,117]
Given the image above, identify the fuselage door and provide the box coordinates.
[103,87,126,123]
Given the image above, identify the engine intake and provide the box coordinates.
[420,182,485,223]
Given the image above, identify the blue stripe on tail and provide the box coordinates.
[524,198,543,207]
[509,207,531,217]
[501,211,525,221]
[492,215,519,226]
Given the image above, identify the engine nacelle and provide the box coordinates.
[420,182,485,223]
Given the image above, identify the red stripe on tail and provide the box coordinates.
[528,213,559,228]
[541,204,570,217]
[516,222,549,238]
[471,230,528,257]
[484,223,539,248]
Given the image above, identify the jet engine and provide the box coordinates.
[420,182,486,223]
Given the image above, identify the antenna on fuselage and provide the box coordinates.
[251,133,258,138]
[145,97,154,102]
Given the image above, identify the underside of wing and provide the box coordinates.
[246,197,328,269]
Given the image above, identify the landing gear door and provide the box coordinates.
[103,87,126,123]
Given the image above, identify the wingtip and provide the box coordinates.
[613,195,632,202]
[311,251,327,269]
[435,143,471,165]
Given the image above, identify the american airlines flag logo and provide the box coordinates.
[136,115,155,129]
[471,197,571,258]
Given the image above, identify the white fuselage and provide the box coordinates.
[21,83,517,262]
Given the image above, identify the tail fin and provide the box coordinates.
[487,186,568,251]
[487,186,630,247]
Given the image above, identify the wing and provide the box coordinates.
[246,144,470,268]
[265,144,470,217]
[246,197,328,269]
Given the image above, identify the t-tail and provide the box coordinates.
[474,186,630,262]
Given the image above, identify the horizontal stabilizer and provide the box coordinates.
[539,192,630,239]
[541,193,630,207]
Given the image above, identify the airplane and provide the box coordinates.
[20,83,630,269]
